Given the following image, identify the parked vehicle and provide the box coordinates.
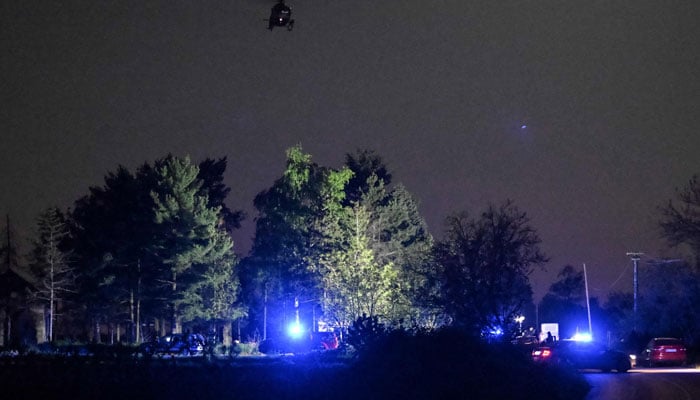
[313,331,339,350]
[639,337,687,367]
[140,333,206,357]
[532,339,631,372]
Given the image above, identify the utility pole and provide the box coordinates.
[582,263,592,338]
[626,252,644,330]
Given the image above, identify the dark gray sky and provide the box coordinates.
[2,0,699,301]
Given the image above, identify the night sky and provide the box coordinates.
[2,0,699,302]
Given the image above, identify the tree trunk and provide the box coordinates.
[48,231,55,342]
[129,288,134,342]
[263,286,268,340]
[94,319,101,344]
[134,259,142,343]
[223,322,232,347]
[171,271,180,333]
[136,297,141,343]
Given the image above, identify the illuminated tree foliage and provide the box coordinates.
[312,204,399,328]
[350,175,436,327]
[659,175,700,268]
[244,145,352,337]
[434,201,547,336]
[244,146,434,336]
[28,207,76,342]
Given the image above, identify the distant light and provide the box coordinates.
[489,327,503,336]
[520,125,527,130]
[288,322,303,339]
[572,332,592,342]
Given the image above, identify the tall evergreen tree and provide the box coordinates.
[360,180,435,326]
[343,149,392,206]
[0,215,21,272]
[198,157,244,234]
[70,164,158,342]
[341,151,437,326]
[71,155,242,341]
[28,207,75,342]
[312,204,398,328]
[150,155,236,333]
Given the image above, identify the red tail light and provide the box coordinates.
[533,348,552,358]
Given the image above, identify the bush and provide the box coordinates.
[344,327,590,400]
[346,314,388,354]
[235,341,258,356]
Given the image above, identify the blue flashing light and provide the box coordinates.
[571,332,592,342]
[288,322,303,339]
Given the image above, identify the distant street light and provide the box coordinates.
[515,315,525,333]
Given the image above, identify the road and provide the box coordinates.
[585,367,700,400]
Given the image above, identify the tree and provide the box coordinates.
[659,175,700,268]
[0,214,30,347]
[70,164,158,343]
[244,145,352,338]
[638,261,700,345]
[149,155,237,334]
[434,201,547,337]
[28,207,76,342]
[603,291,636,348]
[312,204,399,329]
[538,265,587,340]
[196,254,246,345]
[1,215,21,272]
[70,155,242,342]
[245,146,435,336]
[343,149,392,206]
[198,157,244,234]
[351,175,436,327]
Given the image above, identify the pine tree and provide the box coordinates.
[150,155,236,333]
[29,207,75,342]
[0,215,20,272]
[313,204,398,328]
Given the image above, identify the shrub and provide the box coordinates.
[346,314,388,354]
[343,327,590,400]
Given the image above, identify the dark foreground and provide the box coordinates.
[0,333,590,400]
[585,367,700,400]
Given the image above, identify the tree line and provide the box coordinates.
[1,146,699,348]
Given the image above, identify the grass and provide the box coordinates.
[0,332,590,400]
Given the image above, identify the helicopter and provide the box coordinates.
[268,0,294,31]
